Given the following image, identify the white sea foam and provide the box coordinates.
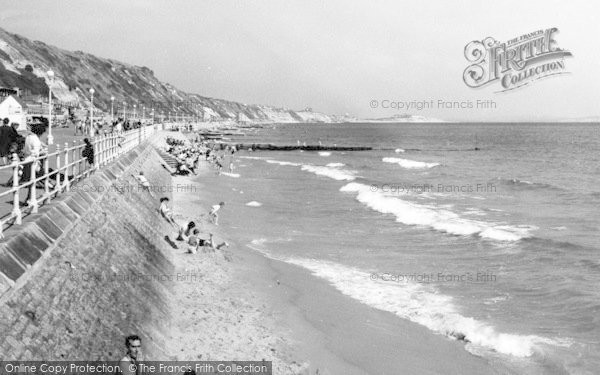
[265,160,302,166]
[246,201,262,207]
[250,238,268,246]
[464,208,487,216]
[318,151,332,156]
[382,157,440,169]
[221,172,240,178]
[246,249,559,358]
[340,182,533,241]
[255,157,356,181]
[239,156,268,160]
[301,165,356,181]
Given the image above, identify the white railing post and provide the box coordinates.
[102,134,107,166]
[93,138,99,172]
[44,152,51,202]
[107,133,112,163]
[11,153,22,225]
[100,136,105,168]
[28,159,38,213]
[55,144,62,194]
[73,140,79,181]
[98,135,103,167]
[64,142,70,192]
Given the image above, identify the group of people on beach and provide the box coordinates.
[164,135,236,176]
[159,197,228,254]
[164,137,200,175]
[157,134,233,253]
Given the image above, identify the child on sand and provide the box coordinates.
[187,229,200,254]
[209,202,225,225]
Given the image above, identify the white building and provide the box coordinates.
[0,96,26,130]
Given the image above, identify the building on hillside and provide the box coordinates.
[0,96,26,130]
[0,87,20,98]
[237,112,250,124]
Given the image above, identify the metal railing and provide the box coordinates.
[0,123,165,238]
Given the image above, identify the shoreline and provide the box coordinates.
[162,145,513,374]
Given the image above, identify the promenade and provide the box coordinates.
[0,124,162,237]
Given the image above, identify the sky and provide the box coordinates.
[0,0,598,121]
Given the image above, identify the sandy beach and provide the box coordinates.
[162,149,511,375]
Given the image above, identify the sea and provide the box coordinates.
[201,122,600,374]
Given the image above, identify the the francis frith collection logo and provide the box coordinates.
[463,28,572,92]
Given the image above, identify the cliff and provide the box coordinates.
[0,27,337,124]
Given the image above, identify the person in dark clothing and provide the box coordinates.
[81,138,94,165]
[0,117,16,164]
[8,123,23,159]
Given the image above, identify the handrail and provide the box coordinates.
[0,122,165,238]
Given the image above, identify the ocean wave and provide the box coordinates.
[252,157,356,181]
[255,253,560,357]
[382,157,440,169]
[340,182,534,241]
[265,160,302,166]
[301,165,356,181]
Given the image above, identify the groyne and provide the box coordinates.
[228,143,372,151]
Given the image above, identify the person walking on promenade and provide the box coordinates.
[22,122,47,206]
[82,138,94,166]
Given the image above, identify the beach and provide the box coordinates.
[155,121,600,374]
[164,152,509,374]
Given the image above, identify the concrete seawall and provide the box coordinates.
[0,139,176,360]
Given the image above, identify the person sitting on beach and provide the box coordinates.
[159,197,177,226]
[209,202,225,225]
[187,228,201,254]
[177,163,190,175]
[176,221,196,241]
[133,171,154,197]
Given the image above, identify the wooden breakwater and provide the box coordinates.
[227,143,372,151]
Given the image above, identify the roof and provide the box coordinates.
[0,95,26,107]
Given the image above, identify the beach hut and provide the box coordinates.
[0,95,26,130]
